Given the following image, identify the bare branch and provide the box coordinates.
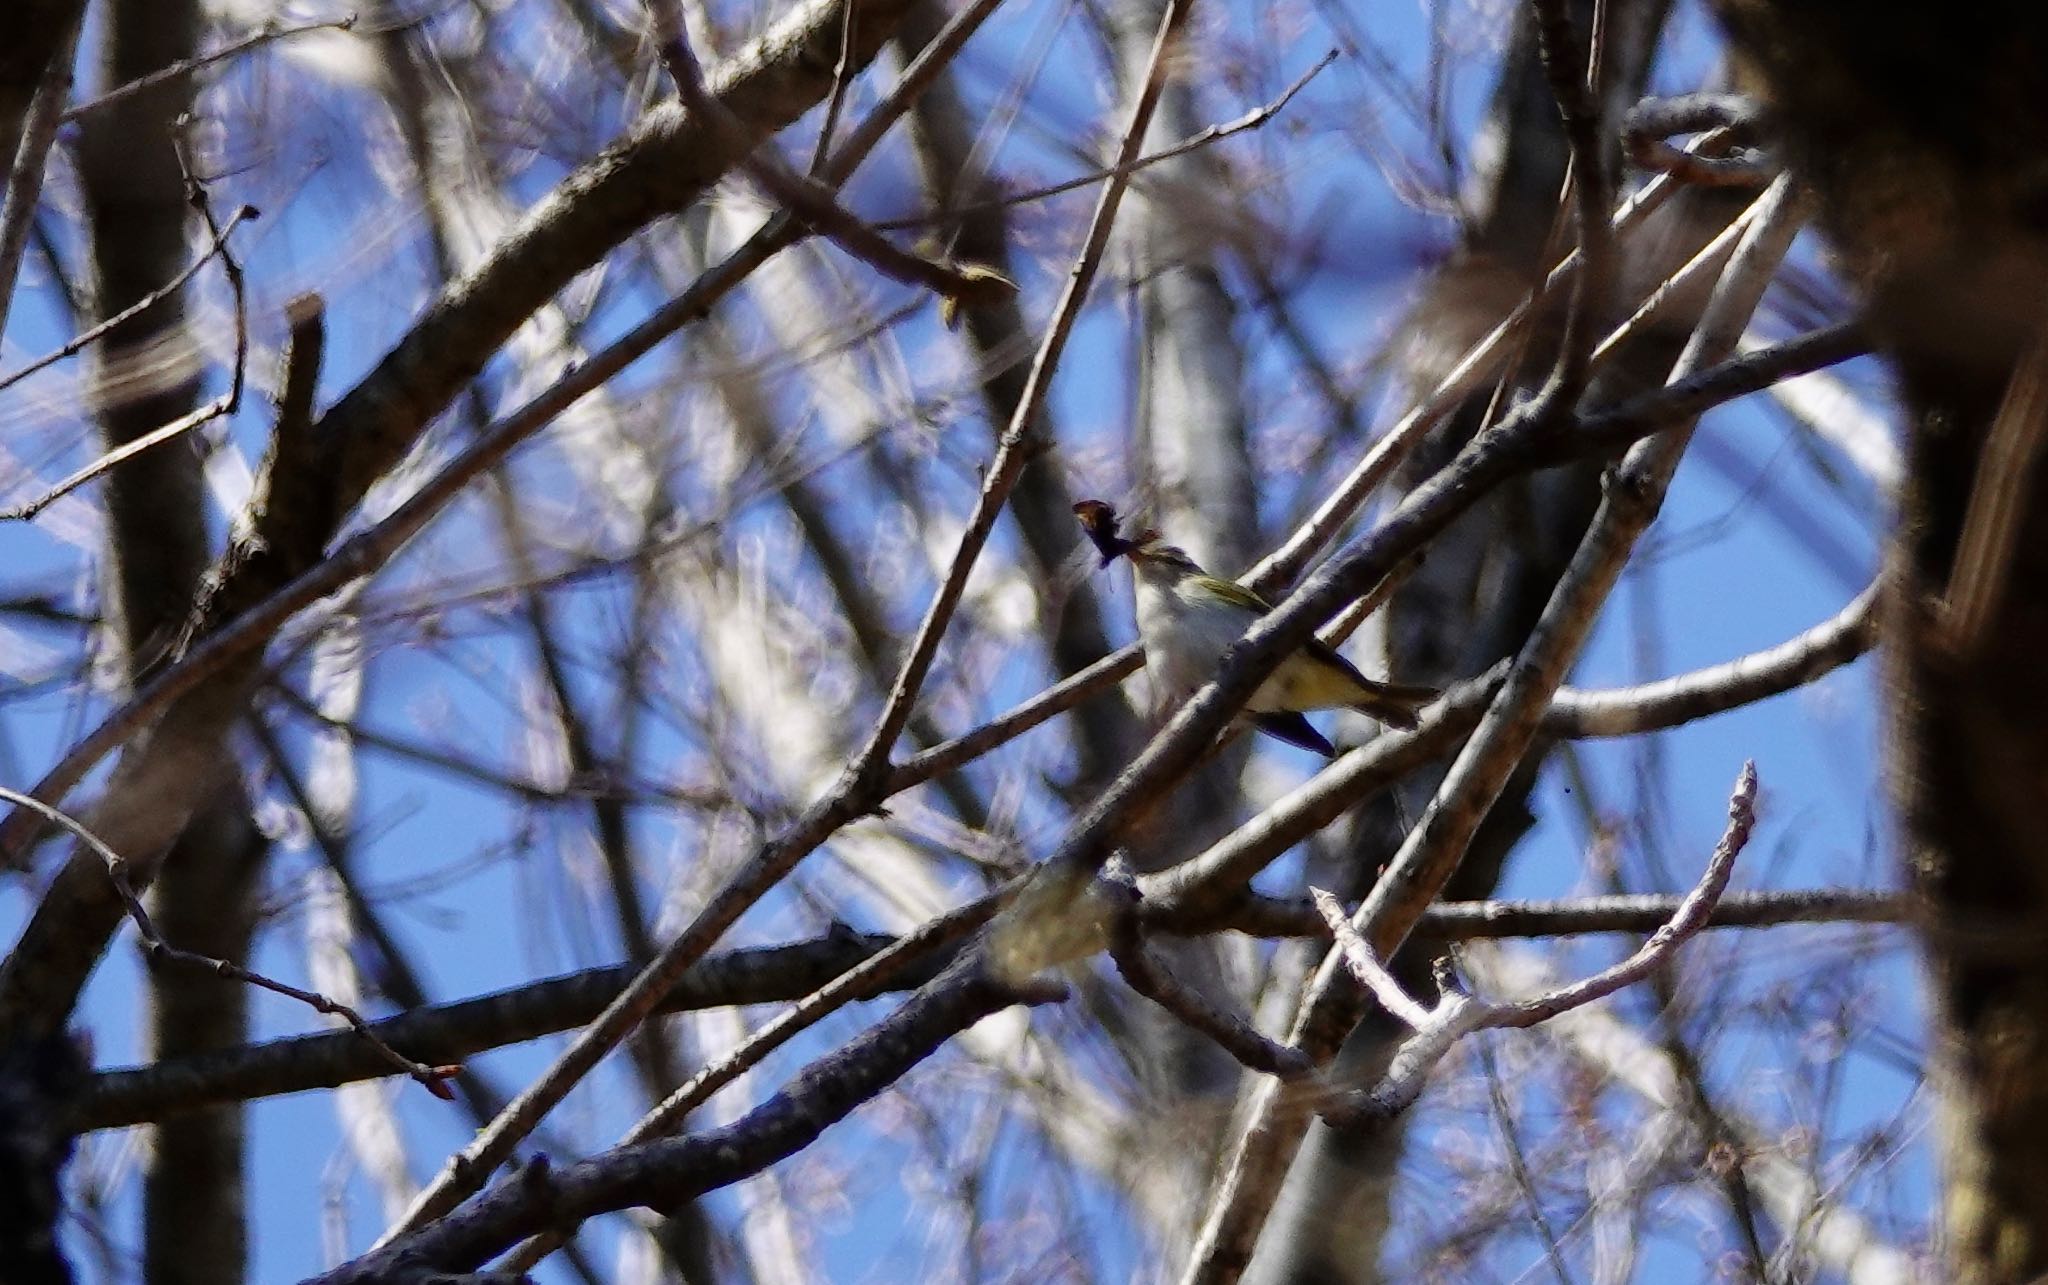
[0,786,457,1101]
[0,204,257,400]
[59,16,360,125]
[1,395,232,524]
[1111,888,1314,1079]
[1319,761,1757,1124]
[73,884,1907,1131]
[0,193,262,523]
[314,962,1067,1281]
[1178,174,1811,1285]
[1209,887,1907,943]
[874,47,1339,233]
[380,0,1196,1237]
[0,4,79,341]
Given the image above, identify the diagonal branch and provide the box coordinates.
[1313,761,1757,1123]
[1178,172,1811,1285]
[378,0,1197,1239]
[315,960,1067,1281]
[0,2,79,342]
[0,786,456,1099]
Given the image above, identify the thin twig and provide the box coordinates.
[872,48,1339,233]
[0,203,259,398]
[0,786,458,1099]
[806,0,860,175]
[1318,761,1757,1125]
[376,0,1191,1241]
[1478,1034,1575,1285]
[888,646,1142,788]
[1176,177,1810,1285]
[60,17,361,124]
[174,124,252,425]
[648,0,1010,306]
[2,395,230,523]
[13,146,269,533]
[1527,0,1615,412]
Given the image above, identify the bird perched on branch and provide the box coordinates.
[1075,499,1436,756]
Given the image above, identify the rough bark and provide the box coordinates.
[1707,5,2048,1280]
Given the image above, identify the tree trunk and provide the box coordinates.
[76,2,267,1281]
[1708,5,2048,1280]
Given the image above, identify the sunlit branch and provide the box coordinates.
[73,883,1907,1131]
[313,961,1067,1282]
[1179,174,1812,1285]
[1313,762,1756,1124]
[378,0,1198,1239]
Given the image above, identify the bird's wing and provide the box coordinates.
[1199,579,1372,684]
[1250,711,1338,757]
[1209,576,1435,722]
[1195,575,1275,613]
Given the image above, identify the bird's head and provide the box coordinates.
[1073,500,1201,577]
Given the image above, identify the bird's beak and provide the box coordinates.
[1073,500,1134,567]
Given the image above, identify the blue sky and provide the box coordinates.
[0,0,1925,1278]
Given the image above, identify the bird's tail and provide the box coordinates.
[1347,679,1439,730]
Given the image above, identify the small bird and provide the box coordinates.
[1075,499,1436,756]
